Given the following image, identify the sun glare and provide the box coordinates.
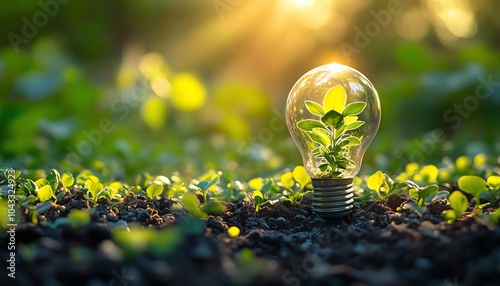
[292,0,316,8]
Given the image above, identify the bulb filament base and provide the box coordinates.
[312,178,354,218]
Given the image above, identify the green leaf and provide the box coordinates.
[24,179,38,193]
[253,190,264,206]
[323,85,346,113]
[304,100,325,116]
[346,136,361,146]
[108,182,122,198]
[260,180,273,194]
[320,148,336,166]
[319,164,329,172]
[38,185,53,203]
[430,190,450,202]
[487,176,500,190]
[182,193,207,219]
[384,174,394,190]
[146,183,163,200]
[85,180,103,200]
[449,191,468,218]
[56,192,65,201]
[345,121,365,131]
[344,116,358,125]
[458,176,487,198]
[204,200,227,214]
[197,176,219,192]
[403,201,425,217]
[404,180,420,190]
[36,201,53,214]
[419,185,439,201]
[337,160,347,170]
[35,179,50,189]
[47,169,61,190]
[309,128,331,146]
[343,102,366,116]
[297,119,325,131]
[292,166,311,189]
[409,188,419,201]
[367,171,384,191]
[321,110,343,128]
[443,210,456,224]
[61,172,74,188]
[280,172,294,188]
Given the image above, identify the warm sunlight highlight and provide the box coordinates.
[426,0,477,43]
[291,0,316,8]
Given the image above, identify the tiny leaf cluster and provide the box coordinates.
[297,85,366,178]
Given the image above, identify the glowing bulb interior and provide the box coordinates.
[286,63,381,178]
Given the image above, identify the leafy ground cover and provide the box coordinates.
[1,154,500,285]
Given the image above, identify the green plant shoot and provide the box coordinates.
[443,191,468,224]
[297,84,366,178]
[458,176,487,213]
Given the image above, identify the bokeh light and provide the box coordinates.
[170,73,206,111]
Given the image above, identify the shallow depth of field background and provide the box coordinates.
[1,0,500,179]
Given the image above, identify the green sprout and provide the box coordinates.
[278,167,312,206]
[181,176,227,219]
[297,85,366,178]
[61,172,75,190]
[443,191,468,224]
[486,175,500,202]
[367,171,407,201]
[458,176,488,213]
[146,183,163,200]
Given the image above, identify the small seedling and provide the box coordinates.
[146,183,163,200]
[292,166,312,189]
[486,175,500,202]
[367,171,407,201]
[297,85,366,178]
[85,179,105,205]
[253,190,266,212]
[407,181,440,207]
[251,179,280,212]
[278,167,312,206]
[61,172,75,189]
[46,169,61,191]
[181,176,226,218]
[443,191,468,224]
[458,176,488,213]
[402,202,426,219]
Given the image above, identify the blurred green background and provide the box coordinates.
[1,0,500,179]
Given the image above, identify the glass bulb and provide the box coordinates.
[286,63,381,218]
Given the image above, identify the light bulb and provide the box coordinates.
[286,63,381,218]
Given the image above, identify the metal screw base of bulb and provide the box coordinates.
[312,178,354,219]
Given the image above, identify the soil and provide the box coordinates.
[2,190,500,286]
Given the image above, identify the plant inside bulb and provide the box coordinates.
[296,84,366,178]
[286,63,380,217]
[286,63,380,180]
